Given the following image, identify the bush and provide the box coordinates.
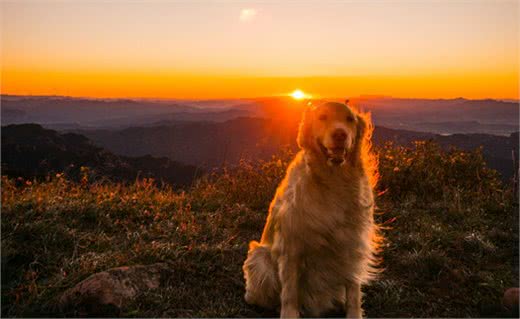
[377,141,505,205]
[190,148,294,211]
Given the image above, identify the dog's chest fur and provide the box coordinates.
[273,153,374,315]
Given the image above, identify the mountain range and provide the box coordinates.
[1,95,518,182]
[2,95,518,135]
[74,117,518,181]
[1,124,199,186]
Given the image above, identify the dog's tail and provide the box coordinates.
[362,223,385,284]
[243,241,280,308]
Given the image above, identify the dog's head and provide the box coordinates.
[297,101,367,166]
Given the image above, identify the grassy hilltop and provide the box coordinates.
[1,141,518,317]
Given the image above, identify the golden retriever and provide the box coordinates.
[242,100,381,318]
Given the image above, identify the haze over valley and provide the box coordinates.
[2,94,518,182]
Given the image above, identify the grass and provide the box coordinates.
[1,141,518,317]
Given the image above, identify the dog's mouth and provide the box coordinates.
[317,139,346,166]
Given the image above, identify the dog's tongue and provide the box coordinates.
[328,149,345,165]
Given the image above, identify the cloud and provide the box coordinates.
[239,8,257,22]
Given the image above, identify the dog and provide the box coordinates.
[243,100,381,318]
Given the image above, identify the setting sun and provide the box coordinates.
[291,90,306,100]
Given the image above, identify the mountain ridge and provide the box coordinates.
[1,124,199,186]
[2,95,518,135]
[71,117,518,180]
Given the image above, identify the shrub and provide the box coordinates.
[190,148,294,211]
[377,141,504,205]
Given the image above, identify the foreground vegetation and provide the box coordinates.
[2,141,518,317]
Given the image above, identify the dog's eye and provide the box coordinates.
[318,114,328,121]
[346,116,355,122]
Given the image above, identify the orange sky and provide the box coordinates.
[1,1,519,99]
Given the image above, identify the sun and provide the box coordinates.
[291,89,306,100]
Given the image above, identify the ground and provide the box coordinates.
[1,142,518,317]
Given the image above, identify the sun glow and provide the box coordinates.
[1,2,518,100]
[291,89,306,100]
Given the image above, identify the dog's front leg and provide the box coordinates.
[345,281,363,318]
[278,253,300,318]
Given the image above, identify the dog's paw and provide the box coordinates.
[280,306,300,318]
[346,307,363,318]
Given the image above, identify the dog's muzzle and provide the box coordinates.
[317,139,346,166]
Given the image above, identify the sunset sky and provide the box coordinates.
[1,0,519,99]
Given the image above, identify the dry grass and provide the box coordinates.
[1,142,518,317]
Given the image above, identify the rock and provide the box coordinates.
[502,287,519,317]
[58,263,173,316]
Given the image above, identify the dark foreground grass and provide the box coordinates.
[2,142,518,317]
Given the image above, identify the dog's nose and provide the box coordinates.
[332,129,347,144]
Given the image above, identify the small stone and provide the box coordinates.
[503,288,519,317]
[58,263,173,316]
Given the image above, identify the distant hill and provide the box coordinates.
[2,95,518,181]
[0,95,255,128]
[1,124,199,186]
[2,95,518,135]
[245,96,519,135]
[350,96,518,123]
[349,96,519,135]
[75,118,519,181]
[399,121,519,136]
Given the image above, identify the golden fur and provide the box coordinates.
[243,101,381,318]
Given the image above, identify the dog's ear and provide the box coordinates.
[349,113,367,164]
[297,107,314,149]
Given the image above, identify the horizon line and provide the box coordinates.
[2,93,519,103]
